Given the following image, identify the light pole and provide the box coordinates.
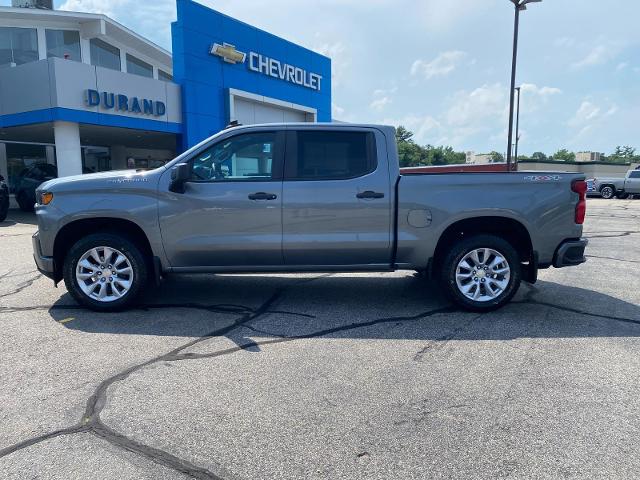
[514,86,521,164]
[506,0,541,171]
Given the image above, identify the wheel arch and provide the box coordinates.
[53,217,153,281]
[432,216,534,271]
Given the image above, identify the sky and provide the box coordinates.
[4,0,640,155]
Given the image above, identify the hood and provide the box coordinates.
[39,169,157,192]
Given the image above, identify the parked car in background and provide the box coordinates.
[33,123,588,313]
[14,164,58,212]
[593,169,640,199]
[585,178,601,197]
[0,174,9,222]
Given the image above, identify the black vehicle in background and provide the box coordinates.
[0,174,9,222]
[14,164,58,212]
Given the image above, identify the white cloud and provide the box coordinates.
[446,83,507,128]
[411,51,466,80]
[380,115,441,145]
[518,83,562,113]
[370,96,392,111]
[572,44,616,69]
[314,40,349,87]
[369,87,397,112]
[568,101,601,127]
[605,105,619,117]
[616,62,629,71]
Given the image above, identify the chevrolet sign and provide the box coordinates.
[209,43,323,92]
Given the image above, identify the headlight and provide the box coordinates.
[39,192,54,205]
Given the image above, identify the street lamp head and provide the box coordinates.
[510,0,542,9]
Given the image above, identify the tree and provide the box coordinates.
[531,151,548,161]
[488,151,505,163]
[605,145,640,164]
[395,126,414,144]
[552,149,575,162]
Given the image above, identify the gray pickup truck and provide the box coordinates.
[32,123,588,312]
[593,169,640,199]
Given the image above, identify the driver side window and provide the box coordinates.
[190,132,276,182]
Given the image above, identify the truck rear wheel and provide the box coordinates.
[439,234,521,312]
[63,233,148,312]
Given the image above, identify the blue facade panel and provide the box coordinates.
[172,0,332,150]
[0,107,182,134]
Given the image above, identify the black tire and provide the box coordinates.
[0,202,7,223]
[16,191,34,212]
[63,233,148,312]
[600,185,615,199]
[616,192,629,200]
[439,234,522,312]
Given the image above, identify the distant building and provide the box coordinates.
[575,151,604,162]
[466,152,493,164]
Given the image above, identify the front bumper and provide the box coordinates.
[32,231,56,280]
[553,238,588,268]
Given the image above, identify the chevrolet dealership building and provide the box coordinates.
[0,0,331,198]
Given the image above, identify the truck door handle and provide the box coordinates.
[356,191,385,199]
[248,192,277,200]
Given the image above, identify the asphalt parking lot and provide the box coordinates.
[0,199,639,479]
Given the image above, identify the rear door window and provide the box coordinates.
[286,130,376,180]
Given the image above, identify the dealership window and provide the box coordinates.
[158,69,173,82]
[190,133,276,182]
[5,143,51,194]
[288,131,375,180]
[46,29,81,62]
[90,38,121,71]
[82,147,111,173]
[126,53,153,78]
[0,27,38,67]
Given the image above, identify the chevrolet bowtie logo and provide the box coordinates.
[210,43,246,64]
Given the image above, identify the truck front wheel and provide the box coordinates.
[439,234,521,312]
[600,186,615,199]
[63,233,148,312]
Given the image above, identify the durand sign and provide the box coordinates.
[85,89,166,116]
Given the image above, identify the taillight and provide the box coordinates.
[572,180,587,224]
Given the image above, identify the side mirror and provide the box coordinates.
[169,163,190,193]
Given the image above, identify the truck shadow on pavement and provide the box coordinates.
[48,274,640,346]
[1,210,37,227]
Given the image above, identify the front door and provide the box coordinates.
[158,130,284,268]
[281,128,392,266]
[627,170,640,194]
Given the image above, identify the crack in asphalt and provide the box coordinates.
[0,272,42,299]
[171,306,460,362]
[586,254,640,264]
[413,315,479,362]
[515,299,640,326]
[584,230,640,239]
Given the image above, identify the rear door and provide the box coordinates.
[281,127,392,266]
[159,130,284,268]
